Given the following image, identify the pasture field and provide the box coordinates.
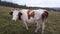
[0,6,60,34]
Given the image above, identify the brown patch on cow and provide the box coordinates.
[18,12,22,20]
[42,11,48,20]
[27,10,35,19]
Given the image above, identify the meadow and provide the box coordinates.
[0,6,60,34]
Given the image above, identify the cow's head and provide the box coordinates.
[9,10,22,21]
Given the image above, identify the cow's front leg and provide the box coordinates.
[23,21,28,30]
[34,21,41,34]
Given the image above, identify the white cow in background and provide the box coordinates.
[9,9,48,34]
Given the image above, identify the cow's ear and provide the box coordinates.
[19,12,22,16]
[9,12,13,15]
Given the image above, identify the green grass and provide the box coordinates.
[0,6,60,34]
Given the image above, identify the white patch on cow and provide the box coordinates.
[33,9,44,20]
[12,10,19,21]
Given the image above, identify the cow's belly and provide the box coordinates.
[26,17,36,23]
[26,16,41,23]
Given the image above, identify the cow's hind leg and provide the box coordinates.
[41,22,45,34]
[41,18,46,34]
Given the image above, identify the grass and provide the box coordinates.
[0,6,60,34]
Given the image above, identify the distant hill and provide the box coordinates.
[53,8,60,10]
[0,1,27,8]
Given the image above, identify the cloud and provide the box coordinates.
[25,0,60,7]
[12,0,25,5]
[1,0,60,7]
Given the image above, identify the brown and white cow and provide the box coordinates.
[9,9,48,34]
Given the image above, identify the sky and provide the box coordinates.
[1,0,60,7]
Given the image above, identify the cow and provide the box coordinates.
[9,9,48,34]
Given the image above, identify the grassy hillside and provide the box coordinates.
[0,6,60,34]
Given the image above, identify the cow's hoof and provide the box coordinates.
[26,30,28,32]
[25,29,28,32]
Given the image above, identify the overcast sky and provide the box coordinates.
[1,0,60,7]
